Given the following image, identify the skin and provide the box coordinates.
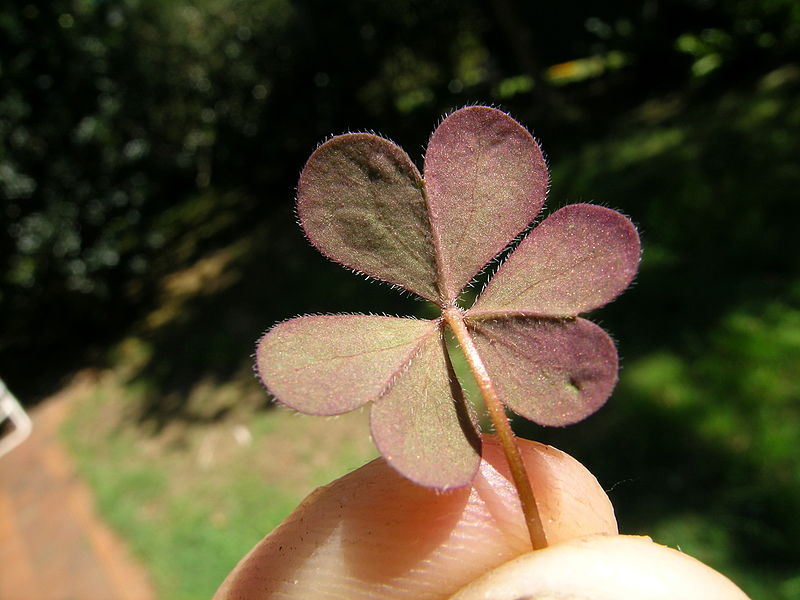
[214,434,750,600]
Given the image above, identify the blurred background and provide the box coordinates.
[1,0,799,598]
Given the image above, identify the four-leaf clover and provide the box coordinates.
[256,106,640,490]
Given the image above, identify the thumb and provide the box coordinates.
[451,534,751,600]
[214,434,617,600]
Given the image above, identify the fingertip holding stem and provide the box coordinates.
[214,434,616,600]
[215,435,749,599]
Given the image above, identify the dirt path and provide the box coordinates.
[0,372,156,600]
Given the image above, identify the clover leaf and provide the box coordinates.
[256,107,640,497]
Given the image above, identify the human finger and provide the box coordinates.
[214,434,616,600]
[450,534,751,600]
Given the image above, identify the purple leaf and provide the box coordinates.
[470,204,640,317]
[258,108,642,491]
[370,329,481,489]
[256,315,438,416]
[424,106,548,301]
[297,133,440,302]
[467,317,618,426]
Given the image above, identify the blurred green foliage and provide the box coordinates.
[4,0,800,597]
[526,78,800,597]
[3,0,799,390]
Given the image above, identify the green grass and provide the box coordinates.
[62,373,376,600]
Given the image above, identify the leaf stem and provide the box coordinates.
[442,307,546,550]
